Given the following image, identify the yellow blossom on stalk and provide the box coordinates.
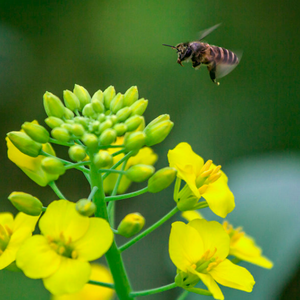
[182,211,273,269]
[0,212,39,270]
[168,142,234,218]
[16,200,113,295]
[51,264,114,300]
[103,137,158,194]
[6,121,59,187]
[169,219,255,300]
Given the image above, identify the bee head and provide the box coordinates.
[175,43,192,66]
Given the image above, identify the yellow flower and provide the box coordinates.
[103,137,158,194]
[51,264,114,300]
[169,220,255,300]
[0,212,39,270]
[182,211,273,269]
[6,121,59,187]
[223,221,273,269]
[168,142,235,218]
[16,200,114,295]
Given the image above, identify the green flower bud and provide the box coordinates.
[124,131,146,152]
[45,117,64,129]
[125,164,155,182]
[68,145,86,161]
[82,133,98,149]
[92,90,104,103]
[114,123,128,136]
[51,127,71,142]
[7,131,42,157]
[76,199,96,217]
[8,192,43,216]
[99,129,117,146]
[93,151,113,168]
[130,98,148,116]
[116,107,132,122]
[82,103,96,118]
[70,123,85,137]
[73,84,91,111]
[89,121,100,133]
[41,157,65,175]
[21,122,49,144]
[144,120,174,146]
[60,123,73,132]
[64,107,75,120]
[108,115,118,124]
[91,99,105,114]
[125,115,144,132]
[103,85,116,109]
[43,92,65,118]
[148,167,177,193]
[74,116,89,129]
[175,270,199,288]
[123,86,138,107]
[97,113,106,123]
[63,90,80,111]
[99,119,113,134]
[110,93,124,114]
[117,212,145,238]
[146,114,170,128]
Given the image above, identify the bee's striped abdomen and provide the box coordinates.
[210,46,238,64]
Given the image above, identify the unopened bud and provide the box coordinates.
[144,120,174,146]
[41,157,65,175]
[43,92,65,118]
[123,86,138,107]
[130,98,148,116]
[74,116,89,129]
[82,133,98,149]
[124,131,146,151]
[45,117,64,129]
[116,107,132,122]
[8,192,42,216]
[21,122,49,144]
[110,93,124,114]
[103,86,116,109]
[63,90,80,111]
[125,115,144,132]
[117,213,145,238]
[70,124,85,137]
[64,107,75,120]
[99,129,117,146]
[76,199,96,217]
[91,99,105,114]
[82,103,96,118]
[126,165,155,182]
[148,167,177,193]
[51,127,71,142]
[99,119,113,134]
[73,84,91,111]
[7,131,42,157]
[114,123,128,136]
[93,151,113,169]
[69,145,87,161]
[92,90,104,103]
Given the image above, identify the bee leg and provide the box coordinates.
[192,60,201,70]
[207,63,220,85]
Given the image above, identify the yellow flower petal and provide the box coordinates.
[0,213,14,228]
[39,200,90,242]
[181,210,203,222]
[188,219,230,260]
[74,218,113,261]
[43,257,91,295]
[202,171,235,218]
[196,272,224,300]
[16,235,61,278]
[230,235,273,268]
[169,221,204,272]
[210,259,255,292]
[13,212,39,232]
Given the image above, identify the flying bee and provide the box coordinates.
[163,24,241,85]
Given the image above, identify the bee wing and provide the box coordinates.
[215,50,242,79]
[198,23,221,41]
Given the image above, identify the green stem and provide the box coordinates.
[99,169,126,175]
[111,148,126,156]
[89,152,134,300]
[130,282,177,297]
[48,181,66,199]
[176,290,190,300]
[88,280,115,289]
[119,206,179,252]
[65,161,91,170]
[48,138,75,147]
[173,177,181,202]
[88,186,98,201]
[42,206,47,212]
[106,187,148,202]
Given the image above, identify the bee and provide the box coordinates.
[163,24,240,85]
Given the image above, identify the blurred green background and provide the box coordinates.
[1,0,300,299]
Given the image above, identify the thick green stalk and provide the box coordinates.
[89,154,134,300]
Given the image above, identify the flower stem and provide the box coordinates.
[176,290,190,300]
[106,187,149,202]
[48,181,66,199]
[119,206,179,252]
[88,280,115,289]
[130,282,177,297]
[89,152,134,300]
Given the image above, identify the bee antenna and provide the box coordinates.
[162,44,176,49]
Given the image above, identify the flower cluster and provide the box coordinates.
[2,84,273,300]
